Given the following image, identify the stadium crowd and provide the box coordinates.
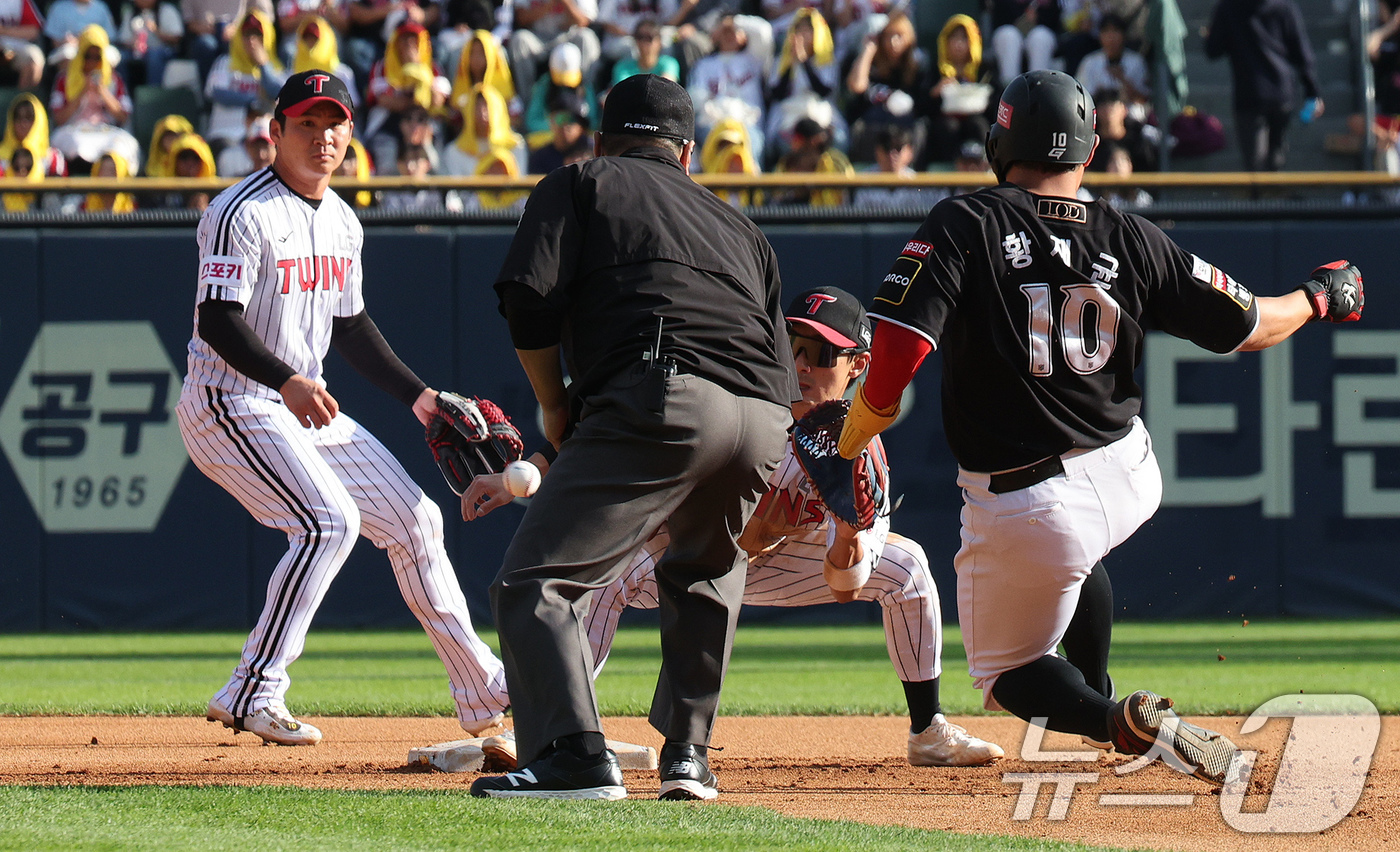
[0,0,1362,213]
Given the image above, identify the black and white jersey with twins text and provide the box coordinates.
[185,167,364,396]
[871,184,1262,472]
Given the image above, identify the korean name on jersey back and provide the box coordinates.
[1191,254,1255,310]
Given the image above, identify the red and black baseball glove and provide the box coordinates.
[425,392,524,495]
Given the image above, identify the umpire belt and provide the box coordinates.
[987,455,1065,494]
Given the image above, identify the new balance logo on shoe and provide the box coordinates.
[505,769,536,787]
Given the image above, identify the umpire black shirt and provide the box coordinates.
[495,146,798,406]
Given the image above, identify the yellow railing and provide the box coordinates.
[2,171,1399,194]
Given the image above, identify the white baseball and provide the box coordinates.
[502,460,541,498]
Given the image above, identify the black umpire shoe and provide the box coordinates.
[470,745,627,800]
[658,742,719,801]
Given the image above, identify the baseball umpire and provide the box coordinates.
[837,70,1363,785]
[466,287,1005,773]
[176,70,509,745]
[470,74,796,800]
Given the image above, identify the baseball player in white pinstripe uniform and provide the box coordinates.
[176,70,508,745]
[466,287,1003,767]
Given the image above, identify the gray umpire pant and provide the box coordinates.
[491,366,790,768]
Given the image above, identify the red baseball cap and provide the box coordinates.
[275,69,354,120]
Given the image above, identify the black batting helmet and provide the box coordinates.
[985,70,1096,180]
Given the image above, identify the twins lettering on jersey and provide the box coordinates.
[275,256,355,294]
[754,484,825,528]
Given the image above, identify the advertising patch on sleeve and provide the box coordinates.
[874,256,922,307]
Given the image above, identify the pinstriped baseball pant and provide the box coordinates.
[176,387,508,729]
[585,527,943,683]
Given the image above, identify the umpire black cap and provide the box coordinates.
[601,74,693,143]
[985,70,1095,180]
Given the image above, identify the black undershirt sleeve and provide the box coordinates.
[500,282,565,350]
[197,299,297,392]
[331,310,428,407]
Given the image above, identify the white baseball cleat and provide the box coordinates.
[206,698,323,746]
[461,711,506,736]
[908,714,1005,766]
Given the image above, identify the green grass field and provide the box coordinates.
[1,619,1397,850]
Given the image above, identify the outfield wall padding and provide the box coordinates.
[0,220,1396,631]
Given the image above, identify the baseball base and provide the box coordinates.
[408,737,658,773]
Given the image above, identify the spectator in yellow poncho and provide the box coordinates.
[767,8,842,153]
[450,30,516,124]
[443,83,525,176]
[84,150,137,213]
[773,117,852,207]
[700,117,762,209]
[206,11,285,149]
[2,142,43,212]
[470,148,529,212]
[52,25,142,169]
[293,17,358,109]
[337,137,374,209]
[145,114,194,177]
[0,93,66,178]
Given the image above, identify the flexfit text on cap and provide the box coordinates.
[275,69,354,120]
[785,286,871,350]
[600,73,693,142]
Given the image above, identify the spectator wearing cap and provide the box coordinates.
[206,11,288,152]
[448,29,518,128]
[443,82,524,175]
[506,0,600,101]
[852,125,942,210]
[472,72,794,802]
[365,19,450,166]
[610,18,680,88]
[766,8,843,161]
[688,14,766,155]
[217,114,276,175]
[1,93,68,179]
[290,16,358,105]
[50,24,140,172]
[526,87,590,173]
[0,0,43,90]
[595,0,676,63]
[1075,14,1149,110]
[524,41,598,136]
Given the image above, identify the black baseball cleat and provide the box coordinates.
[1106,690,1240,785]
[469,745,626,800]
[657,742,719,801]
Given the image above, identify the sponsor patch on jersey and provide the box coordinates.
[901,240,933,258]
[874,256,921,306]
[1036,198,1087,223]
[996,101,1013,128]
[199,255,246,287]
[1211,267,1255,310]
[1190,254,1213,284]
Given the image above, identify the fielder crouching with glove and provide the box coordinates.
[466,286,1005,769]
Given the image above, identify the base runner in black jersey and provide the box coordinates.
[836,70,1363,786]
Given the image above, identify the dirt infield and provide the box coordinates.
[2,714,1395,851]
